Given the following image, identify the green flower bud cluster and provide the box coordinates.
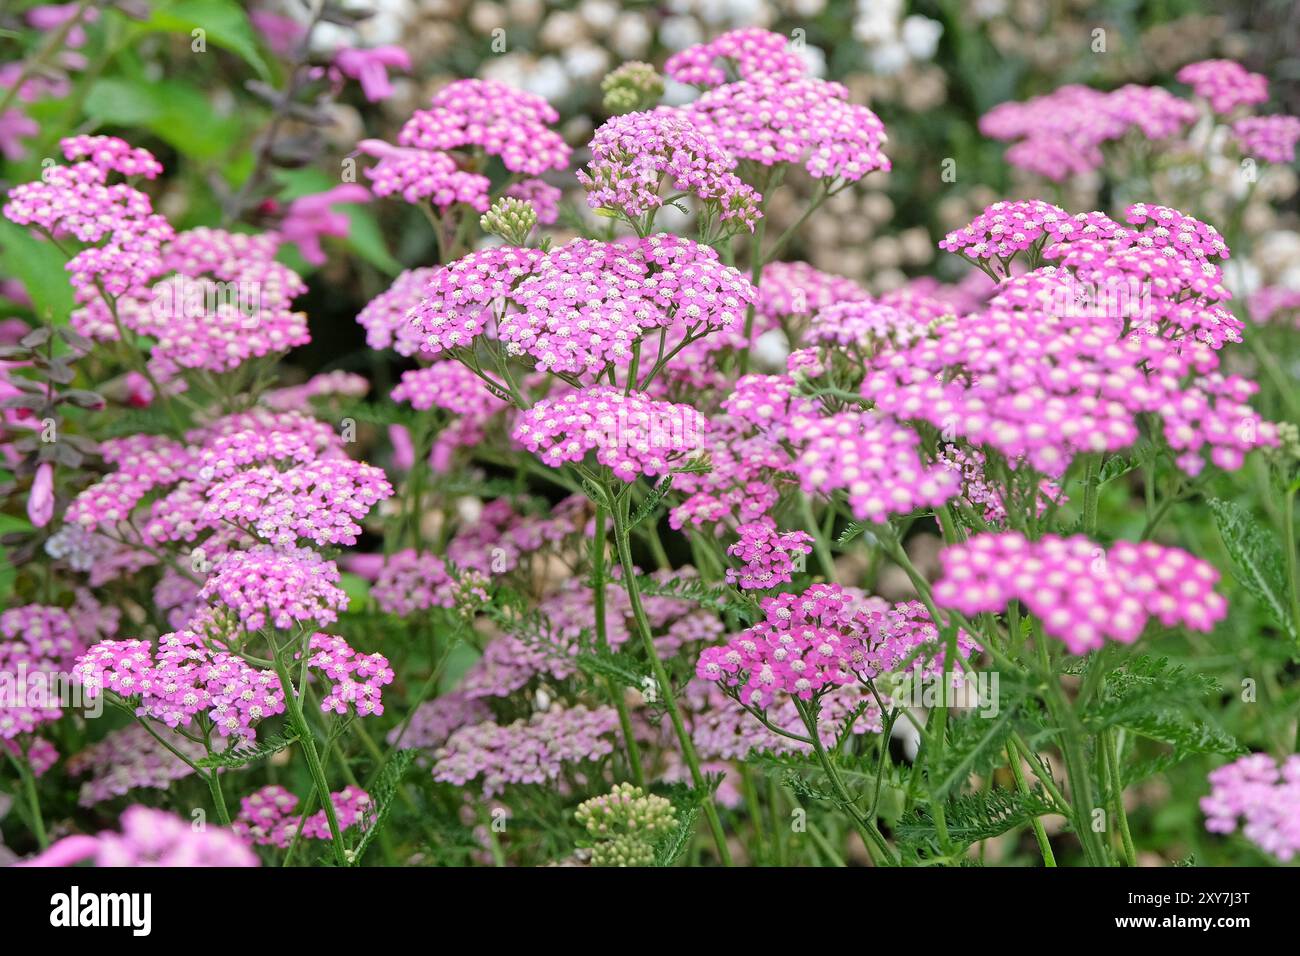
[479,197,538,245]
[575,783,677,867]
[601,62,664,115]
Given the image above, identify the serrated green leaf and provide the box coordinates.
[196,729,300,769]
[1208,497,1296,643]
[628,475,672,530]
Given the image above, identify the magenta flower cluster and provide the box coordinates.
[933,533,1227,654]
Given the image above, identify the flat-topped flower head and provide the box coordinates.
[791,411,960,523]
[513,386,708,482]
[1201,753,1300,862]
[726,520,814,590]
[807,299,929,354]
[357,267,440,357]
[980,84,1197,180]
[756,261,868,330]
[199,546,348,632]
[1176,60,1269,114]
[360,141,491,210]
[398,78,571,175]
[665,27,810,87]
[577,108,761,230]
[933,533,1227,654]
[408,246,544,355]
[686,77,890,181]
[432,705,620,797]
[25,806,258,867]
[1232,115,1300,164]
[695,584,972,707]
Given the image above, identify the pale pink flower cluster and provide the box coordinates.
[0,604,83,738]
[687,78,891,182]
[980,84,1197,180]
[74,613,286,741]
[513,385,708,481]
[933,533,1227,654]
[1176,59,1269,114]
[234,784,372,848]
[1232,115,1300,165]
[359,140,491,210]
[307,633,394,717]
[432,705,620,797]
[408,246,544,354]
[356,266,440,356]
[67,723,205,806]
[665,27,809,87]
[725,521,813,590]
[24,806,258,867]
[578,108,761,230]
[1201,753,1300,862]
[399,79,571,175]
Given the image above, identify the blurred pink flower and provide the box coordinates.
[26,4,99,49]
[0,110,38,161]
[27,462,54,528]
[250,10,305,58]
[334,45,411,102]
[278,184,371,266]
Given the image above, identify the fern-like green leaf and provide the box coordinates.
[1208,497,1297,643]
[196,729,300,769]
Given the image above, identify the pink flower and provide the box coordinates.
[0,109,38,161]
[334,45,412,102]
[27,461,54,528]
[278,184,371,266]
[250,10,306,58]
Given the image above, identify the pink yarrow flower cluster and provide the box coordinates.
[1201,753,1300,862]
[725,521,813,590]
[1232,115,1300,165]
[980,84,1197,180]
[578,108,761,231]
[513,386,708,481]
[686,77,891,182]
[432,705,620,797]
[696,584,973,707]
[399,79,571,175]
[23,806,258,867]
[933,533,1227,654]
[665,27,809,87]
[792,411,960,523]
[1176,59,1269,114]
[234,784,372,848]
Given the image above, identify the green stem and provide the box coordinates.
[611,489,731,865]
[593,501,645,787]
[1104,729,1137,866]
[5,747,48,849]
[795,699,898,866]
[270,633,348,865]
[1006,744,1056,866]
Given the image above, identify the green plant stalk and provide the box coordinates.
[593,501,645,787]
[798,492,838,583]
[610,490,731,865]
[1006,743,1055,866]
[5,747,48,849]
[1034,626,1109,866]
[1285,485,1300,649]
[794,699,897,866]
[1104,729,1137,866]
[270,636,348,865]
